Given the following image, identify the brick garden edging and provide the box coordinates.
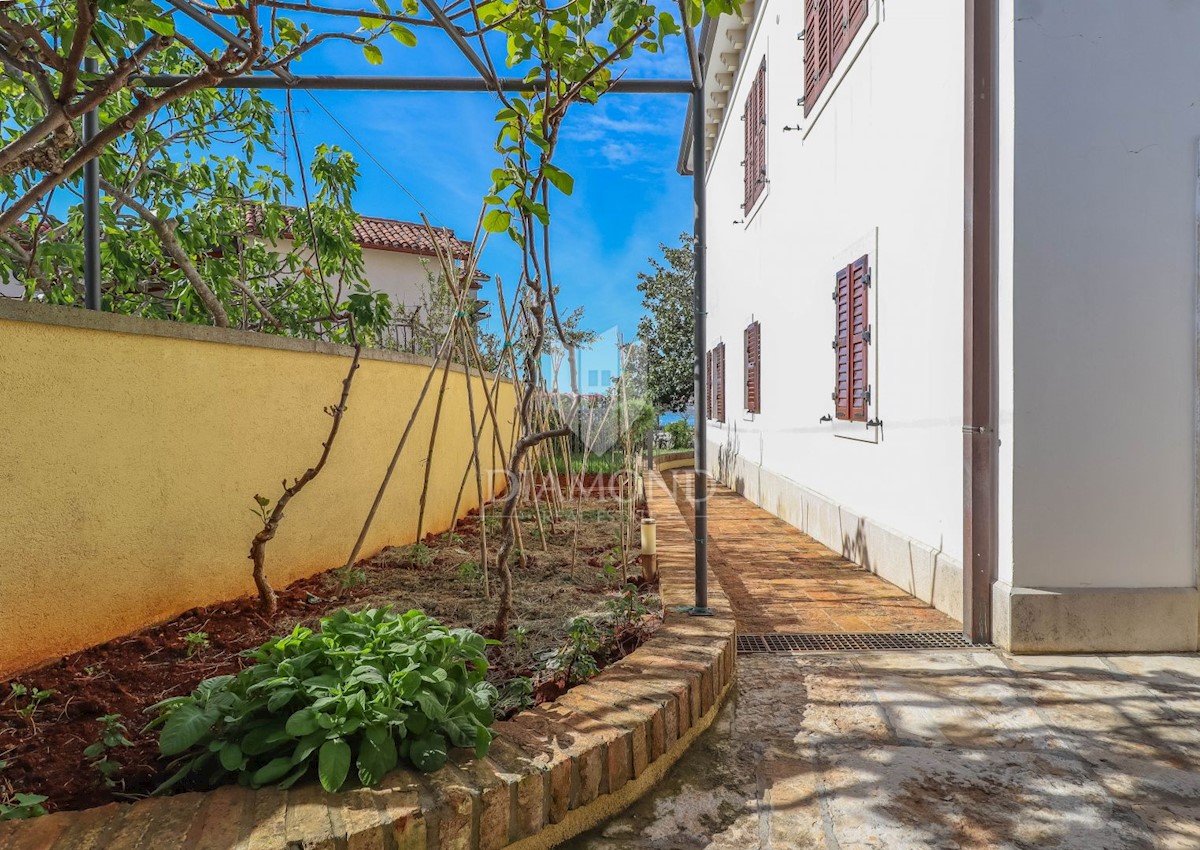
[0,471,734,850]
[653,449,694,472]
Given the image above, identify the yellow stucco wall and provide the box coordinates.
[0,302,516,677]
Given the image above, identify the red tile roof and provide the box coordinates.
[244,206,472,260]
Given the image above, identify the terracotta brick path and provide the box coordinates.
[661,469,960,635]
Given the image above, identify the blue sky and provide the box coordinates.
[261,21,694,345]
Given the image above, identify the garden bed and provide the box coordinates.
[0,483,658,816]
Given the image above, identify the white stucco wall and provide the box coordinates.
[704,1,968,570]
[270,237,434,312]
[1009,0,1200,591]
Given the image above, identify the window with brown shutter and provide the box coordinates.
[833,255,870,422]
[744,321,761,414]
[804,0,869,115]
[743,59,767,213]
[714,342,727,423]
[705,348,713,420]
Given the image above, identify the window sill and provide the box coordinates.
[801,0,882,140]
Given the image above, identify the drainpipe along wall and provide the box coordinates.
[963,0,999,644]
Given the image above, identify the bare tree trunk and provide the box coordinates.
[249,345,362,613]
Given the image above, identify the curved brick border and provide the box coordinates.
[0,471,733,850]
[653,450,694,472]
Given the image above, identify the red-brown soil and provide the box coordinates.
[0,487,657,814]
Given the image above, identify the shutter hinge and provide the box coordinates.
[831,391,838,402]
[831,339,838,350]
[797,29,805,41]
[863,270,872,287]
[831,289,837,301]
[862,327,871,343]
[863,386,872,404]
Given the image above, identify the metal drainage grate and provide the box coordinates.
[737,631,987,654]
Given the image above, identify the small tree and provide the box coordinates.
[637,234,695,414]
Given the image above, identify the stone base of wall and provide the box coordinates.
[993,581,1200,653]
[1,472,734,850]
[710,443,964,623]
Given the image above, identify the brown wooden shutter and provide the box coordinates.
[803,0,820,111]
[743,60,767,213]
[849,255,870,421]
[834,266,851,420]
[744,321,761,414]
[830,0,850,67]
[804,0,869,116]
[715,342,726,423]
[705,348,713,420]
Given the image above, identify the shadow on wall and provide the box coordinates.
[715,424,743,494]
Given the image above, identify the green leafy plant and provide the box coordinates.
[663,419,694,451]
[600,553,620,584]
[147,608,498,794]
[183,631,210,658]
[508,625,529,653]
[331,566,367,590]
[0,760,47,821]
[83,715,134,788]
[494,677,535,719]
[407,543,435,569]
[457,561,482,583]
[545,617,602,687]
[604,584,654,626]
[0,793,47,821]
[4,683,54,723]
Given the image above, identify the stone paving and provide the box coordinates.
[562,472,1200,849]
[564,650,1200,850]
[660,470,960,635]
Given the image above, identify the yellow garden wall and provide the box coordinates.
[0,300,516,677]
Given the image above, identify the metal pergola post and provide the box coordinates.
[688,63,711,616]
[82,56,101,311]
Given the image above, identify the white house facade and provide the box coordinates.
[684,1,1200,652]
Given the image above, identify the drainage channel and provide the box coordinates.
[737,631,991,654]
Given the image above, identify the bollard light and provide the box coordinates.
[640,517,658,583]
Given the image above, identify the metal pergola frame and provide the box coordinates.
[79,39,714,615]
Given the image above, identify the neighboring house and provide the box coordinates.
[245,209,483,349]
[681,2,1200,652]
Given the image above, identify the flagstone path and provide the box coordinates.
[561,472,1200,849]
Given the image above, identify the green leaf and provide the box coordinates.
[390,24,418,47]
[359,16,386,28]
[251,756,294,787]
[357,725,398,786]
[409,733,448,773]
[159,704,216,756]
[543,163,574,196]
[363,44,384,65]
[285,707,321,737]
[318,738,352,792]
[219,741,245,772]
[482,210,511,233]
[142,15,175,37]
[475,724,492,759]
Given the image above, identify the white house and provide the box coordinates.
[245,210,481,348]
[682,1,1200,652]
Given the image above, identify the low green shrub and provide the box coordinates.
[148,608,498,794]
[663,420,693,451]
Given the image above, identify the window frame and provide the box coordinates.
[742,58,768,217]
[833,254,870,424]
[744,320,761,415]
